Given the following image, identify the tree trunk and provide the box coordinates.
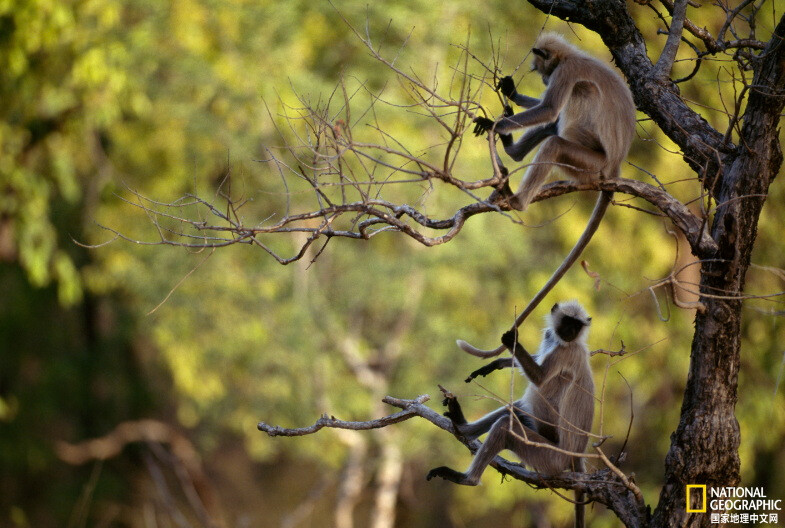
[652,15,785,526]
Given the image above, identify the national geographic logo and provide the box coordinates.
[687,485,707,513]
[686,485,782,524]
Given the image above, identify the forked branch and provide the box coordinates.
[258,394,649,528]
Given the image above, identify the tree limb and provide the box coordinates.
[258,394,649,527]
[651,0,688,79]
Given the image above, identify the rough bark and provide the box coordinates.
[652,14,785,526]
[523,2,785,527]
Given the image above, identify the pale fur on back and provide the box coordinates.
[534,32,636,179]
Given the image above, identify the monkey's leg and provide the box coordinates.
[456,405,513,441]
[489,122,558,206]
[437,387,504,441]
[509,136,607,211]
[505,416,575,476]
[430,414,557,485]
[427,414,513,486]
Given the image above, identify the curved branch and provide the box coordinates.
[106,175,716,264]
[257,395,431,436]
[534,178,716,256]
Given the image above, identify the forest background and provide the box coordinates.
[1,0,783,527]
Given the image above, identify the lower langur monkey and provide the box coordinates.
[459,33,636,357]
[428,301,594,528]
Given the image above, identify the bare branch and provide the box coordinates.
[258,393,648,527]
[257,395,431,437]
[652,0,688,79]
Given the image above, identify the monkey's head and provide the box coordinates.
[549,301,591,344]
[531,32,577,85]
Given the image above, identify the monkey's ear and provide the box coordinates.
[532,47,549,60]
[551,303,559,313]
[586,317,592,323]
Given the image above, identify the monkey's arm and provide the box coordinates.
[504,121,558,162]
[501,330,545,385]
[464,357,516,382]
[495,104,560,135]
[494,70,573,135]
[497,76,540,108]
[471,77,545,139]
[474,107,557,158]
[472,105,514,142]
[511,93,540,108]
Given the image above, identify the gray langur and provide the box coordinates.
[459,34,636,358]
[428,301,594,528]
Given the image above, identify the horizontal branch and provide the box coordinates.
[107,175,716,264]
[257,395,431,436]
[258,393,649,528]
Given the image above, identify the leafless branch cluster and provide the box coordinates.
[259,389,648,527]
[96,3,777,266]
[95,18,508,265]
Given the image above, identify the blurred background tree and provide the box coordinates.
[1,1,783,527]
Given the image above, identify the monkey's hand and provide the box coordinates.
[427,466,473,484]
[501,329,521,352]
[472,116,495,136]
[465,362,502,382]
[497,76,517,99]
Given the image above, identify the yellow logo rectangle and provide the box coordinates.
[686,485,707,513]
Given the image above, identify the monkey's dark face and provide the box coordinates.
[531,58,549,85]
[531,49,560,87]
[555,315,587,342]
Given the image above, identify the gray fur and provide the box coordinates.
[495,33,636,212]
[429,301,594,485]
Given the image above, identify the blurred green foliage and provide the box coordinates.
[1,0,784,527]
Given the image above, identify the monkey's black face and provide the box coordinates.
[555,315,586,342]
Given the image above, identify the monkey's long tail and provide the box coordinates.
[575,489,586,528]
[574,457,587,528]
[456,191,612,358]
[575,458,586,528]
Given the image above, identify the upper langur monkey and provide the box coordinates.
[428,301,595,528]
[458,34,636,358]
[474,32,636,211]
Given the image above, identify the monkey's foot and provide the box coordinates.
[437,385,467,427]
[426,467,478,485]
[437,384,455,405]
[488,184,513,208]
